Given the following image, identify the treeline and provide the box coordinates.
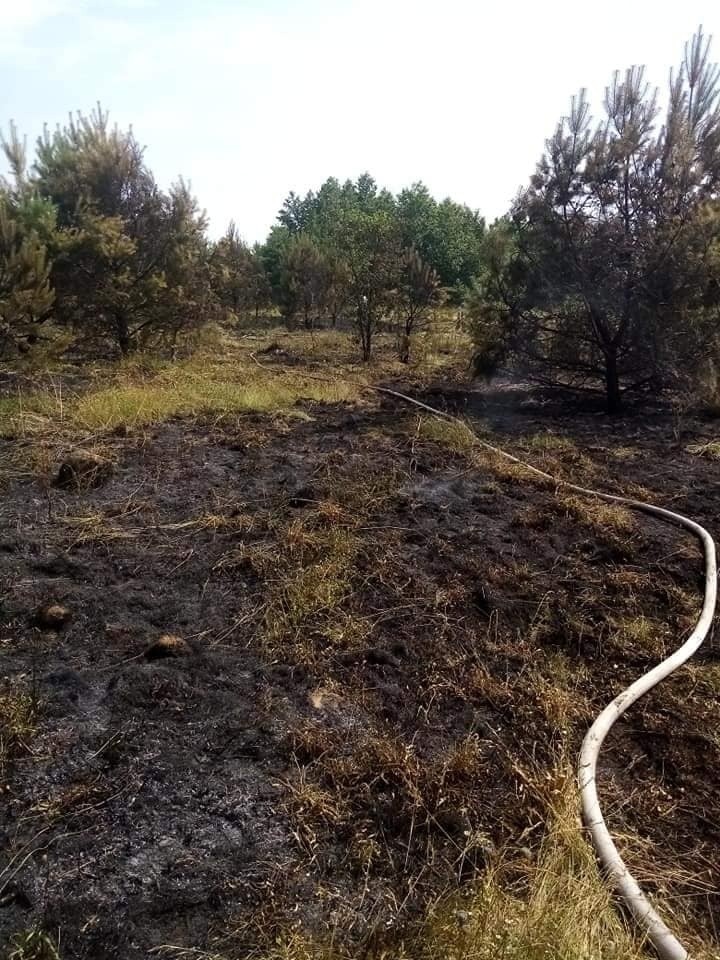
[213,175,485,359]
[1,108,484,363]
[469,27,720,413]
[5,28,720,413]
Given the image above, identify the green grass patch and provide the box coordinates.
[0,352,361,438]
[73,355,360,430]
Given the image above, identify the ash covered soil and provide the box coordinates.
[1,383,719,958]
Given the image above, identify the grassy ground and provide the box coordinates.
[1,322,719,959]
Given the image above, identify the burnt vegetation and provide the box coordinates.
[1,27,720,960]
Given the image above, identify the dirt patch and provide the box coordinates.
[0,388,719,957]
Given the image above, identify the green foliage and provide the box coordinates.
[260,174,485,351]
[33,104,150,225]
[396,247,442,360]
[0,124,56,357]
[260,175,405,356]
[397,183,485,294]
[6,926,60,960]
[0,196,54,356]
[0,108,488,364]
[470,28,720,413]
[334,203,403,360]
[30,106,213,353]
[466,219,521,380]
[211,222,271,320]
[276,234,332,328]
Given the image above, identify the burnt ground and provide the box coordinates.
[0,381,719,958]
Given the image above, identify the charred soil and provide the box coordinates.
[1,371,719,958]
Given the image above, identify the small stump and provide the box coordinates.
[54,450,113,490]
[144,634,193,660]
[33,602,72,630]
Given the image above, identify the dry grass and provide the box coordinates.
[686,440,720,460]
[73,360,358,431]
[5,926,61,960]
[0,393,63,439]
[0,337,363,441]
[554,493,637,536]
[521,432,599,482]
[269,762,720,959]
[239,518,361,663]
[612,615,666,659]
[414,416,554,486]
[415,416,477,454]
[420,773,646,960]
[1,318,468,443]
[264,767,655,960]
[413,320,472,367]
[415,418,603,489]
[0,689,38,780]
[522,653,592,734]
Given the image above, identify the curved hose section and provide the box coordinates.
[254,361,718,956]
[374,387,718,958]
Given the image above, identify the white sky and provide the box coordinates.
[1,0,718,241]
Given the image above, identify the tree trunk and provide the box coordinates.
[116,314,131,355]
[605,350,622,415]
[362,327,371,361]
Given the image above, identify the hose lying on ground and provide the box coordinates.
[253,357,717,958]
[377,385,717,960]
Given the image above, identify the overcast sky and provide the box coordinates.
[1,0,718,242]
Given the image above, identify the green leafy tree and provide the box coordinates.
[470,29,720,413]
[397,183,485,295]
[336,206,403,360]
[433,199,486,295]
[258,224,292,303]
[323,251,351,328]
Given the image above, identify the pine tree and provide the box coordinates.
[0,196,54,356]
[0,123,55,356]
[471,27,720,413]
[396,248,441,362]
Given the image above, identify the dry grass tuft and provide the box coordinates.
[611,615,666,659]
[555,493,637,536]
[421,769,646,960]
[686,440,720,460]
[415,416,477,454]
[0,689,38,780]
[262,767,662,960]
[414,416,540,484]
[6,926,61,960]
